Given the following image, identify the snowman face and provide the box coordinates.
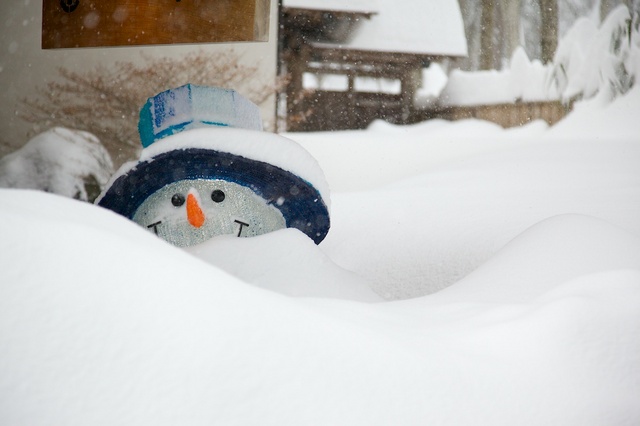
[132,179,286,247]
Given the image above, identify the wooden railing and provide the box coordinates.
[286,90,570,132]
[419,100,570,128]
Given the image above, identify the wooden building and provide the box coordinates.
[278,0,468,131]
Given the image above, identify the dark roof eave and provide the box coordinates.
[282,7,378,19]
[309,44,465,63]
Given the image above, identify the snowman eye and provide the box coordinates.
[211,189,225,203]
[171,193,185,206]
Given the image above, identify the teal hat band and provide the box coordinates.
[138,84,262,148]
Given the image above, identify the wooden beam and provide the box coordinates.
[309,46,454,66]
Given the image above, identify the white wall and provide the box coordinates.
[0,0,279,153]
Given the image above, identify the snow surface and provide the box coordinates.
[185,229,382,302]
[288,85,640,298]
[2,82,640,424]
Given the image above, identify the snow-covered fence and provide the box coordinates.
[286,91,568,131]
[417,101,569,128]
[417,46,568,128]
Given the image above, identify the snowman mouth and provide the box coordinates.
[147,221,163,234]
[146,219,250,238]
[234,219,249,237]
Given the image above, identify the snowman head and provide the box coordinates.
[132,178,287,247]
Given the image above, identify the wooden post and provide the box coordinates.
[400,65,421,122]
[284,39,311,130]
[480,0,496,70]
[539,0,558,63]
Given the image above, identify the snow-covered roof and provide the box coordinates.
[284,0,468,57]
[283,0,379,14]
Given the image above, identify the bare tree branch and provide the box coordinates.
[17,50,284,167]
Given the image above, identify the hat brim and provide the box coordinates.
[97,148,330,244]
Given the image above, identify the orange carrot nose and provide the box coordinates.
[186,193,205,228]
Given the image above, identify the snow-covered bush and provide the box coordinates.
[0,127,113,202]
[552,5,640,102]
[17,50,282,166]
[438,6,640,108]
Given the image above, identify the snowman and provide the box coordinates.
[96,84,330,247]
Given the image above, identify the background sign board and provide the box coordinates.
[42,0,270,49]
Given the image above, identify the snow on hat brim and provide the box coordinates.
[137,127,330,207]
[97,147,330,244]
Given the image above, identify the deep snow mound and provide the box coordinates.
[2,191,640,425]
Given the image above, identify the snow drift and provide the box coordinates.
[1,189,639,425]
